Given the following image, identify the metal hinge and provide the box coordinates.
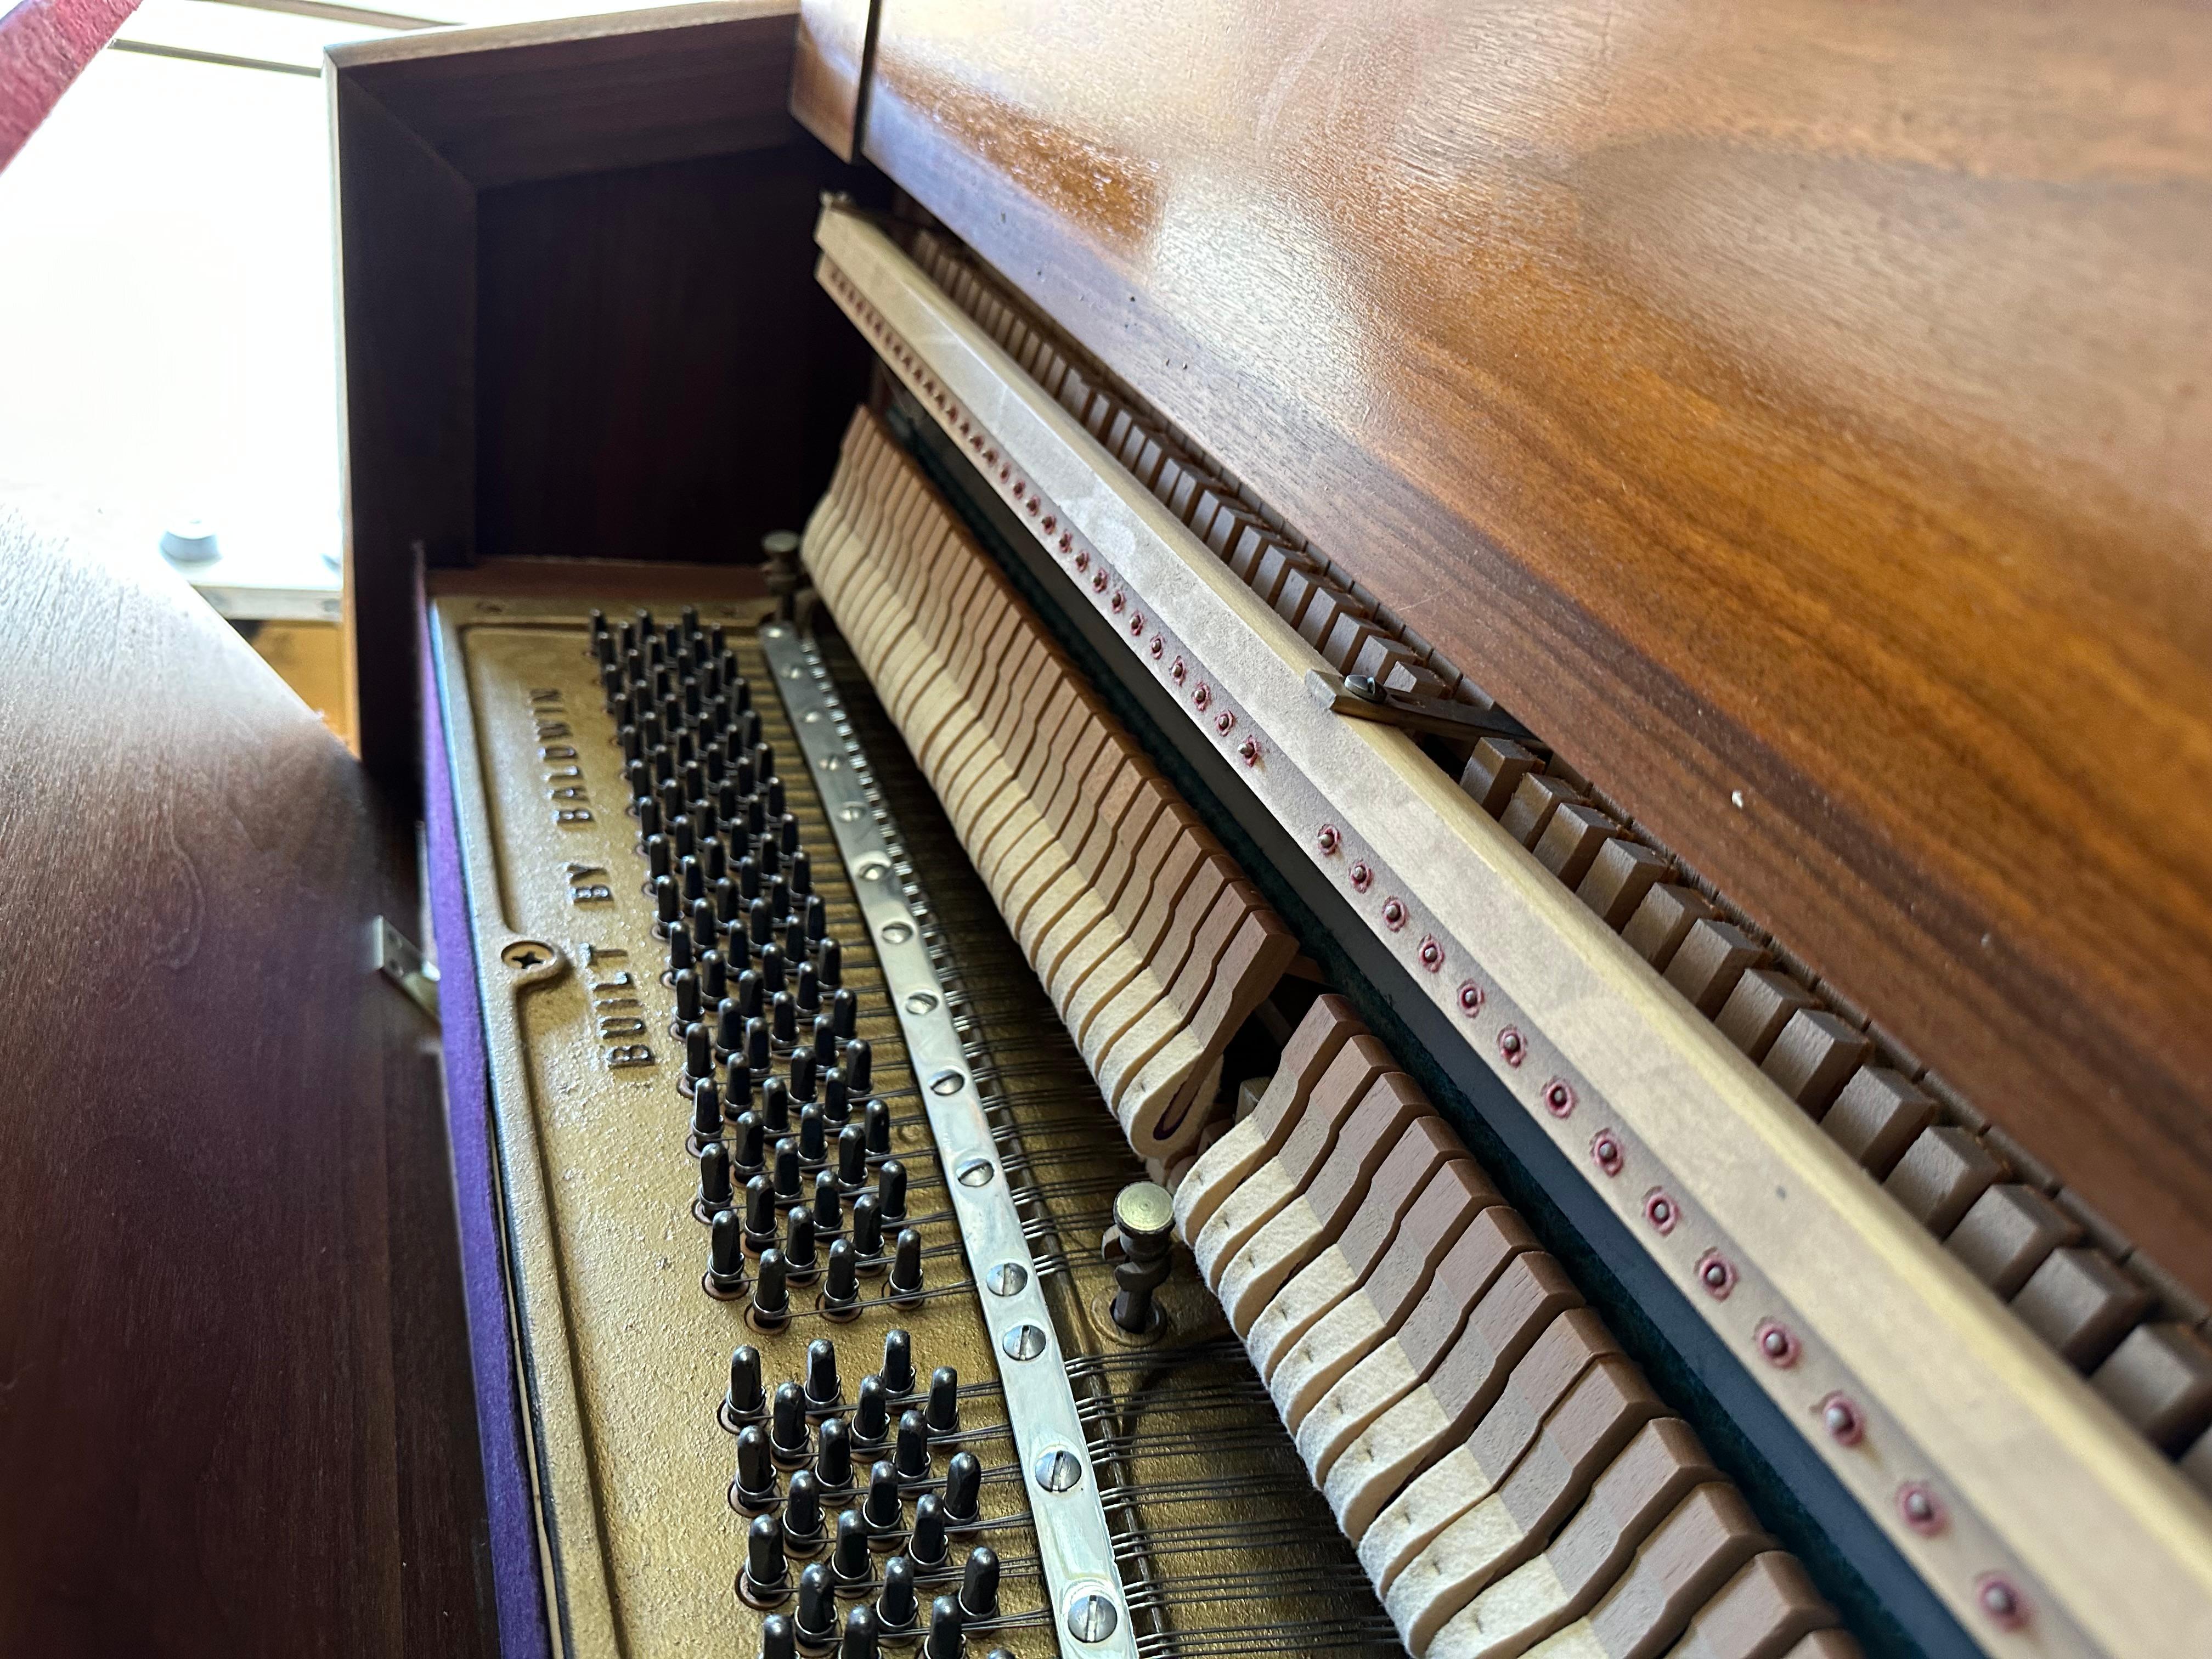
[1305,668,1539,747]
[370,916,441,1021]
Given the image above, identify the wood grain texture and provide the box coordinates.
[332,1,877,801]
[0,504,493,1654]
[332,3,803,190]
[859,0,2212,1300]
[790,0,877,161]
[476,144,875,567]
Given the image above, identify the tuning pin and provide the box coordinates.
[749,895,776,953]
[745,1173,780,1252]
[798,891,824,950]
[671,809,695,857]
[881,1329,915,1396]
[862,1459,903,1541]
[815,1414,853,1497]
[761,941,787,996]
[762,766,783,811]
[732,1424,780,1513]
[836,1125,869,1193]
[756,1613,797,1659]
[877,1158,907,1224]
[781,812,802,857]
[782,914,807,964]
[699,1140,733,1213]
[774,1137,803,1203]
[732,1106,764,1175]
[737,851,761,902]
[727,1345,765,1424]
[831,988,856,1043]
[822,1238,859,1317]
[923,1595,963,1659]
[667,916,694,974]
[957,1547,998,1621]
[691,896,718,953]
[866,1102,894,1163]
[844,1038,872,1093]
[940,1452,981,1531]
[736,967,765,1020]
[908,1492,949,1572]
[821,1065,849,1125]
[925,1367,960,1436]
[772,990,799,1049]
[717,996,746,1058]
[796,959,821,1020]
[785,1206,820,1282]
[655,874,681,930]
[888,1229,924,1305]
[875,1555,918,1640]
[701,946,728,1007]
[894,1409,931,1482]
[812,1014,839,1070]
[792,1045,819,1104]
[707,1209,746,1296]
[793,1562,837,1650]
[646,832,671,883]
[804,1335,842,1409]
[819,937,842,989]
[831,1509,873,1594]
[840,1605,881,1659]
[771,1380,812,1465]
[747,1016,772,1074]
[854,1374,891,1452]
[740,1513,791,1607]
[713,872,740,928]
[759,1075,791,1138]
[786,1471,827,1557]
[685,1019,713,1083]
[789,846,812,898]
[752,1248,790,1331]
[692,1075,724,1144]
[800,1104,828,1170]
[812,1170,843,1236]
[850,1193,884,1267]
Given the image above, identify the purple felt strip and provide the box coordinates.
[419,592,554,1659]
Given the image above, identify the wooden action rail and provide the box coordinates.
[1177,996,1858,1659]
[800,407,1295,1161]
[895,221,2212,1482]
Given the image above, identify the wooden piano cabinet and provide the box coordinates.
[332,1,878,808]
[855,0,2212,1301]
[0,505,493,1656]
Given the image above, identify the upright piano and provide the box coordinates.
[5,5,2209,1657]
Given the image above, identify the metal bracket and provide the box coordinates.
[762,620,1139,1659]
[370,916,441,1020]
[1305,668,1540,747]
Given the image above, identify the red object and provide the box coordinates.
[1,0,138,168]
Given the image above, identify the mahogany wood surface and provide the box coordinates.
[0,504,493,1654]
[333,2,876,803]
[790,0,875,161]
[858,0,2212,1299]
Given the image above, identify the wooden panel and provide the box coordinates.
[333,67,474,798]
[859,0,2212,1299]
[332,3,804,191]
[332,1,878,801]
[790,0,877,161]
[476,145,872,567]
[0,503,492,1653]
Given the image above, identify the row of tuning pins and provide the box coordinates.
[593,606,842,1057]
[730,1333,1013,1659]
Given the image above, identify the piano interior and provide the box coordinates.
[6,5,2211,1659]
